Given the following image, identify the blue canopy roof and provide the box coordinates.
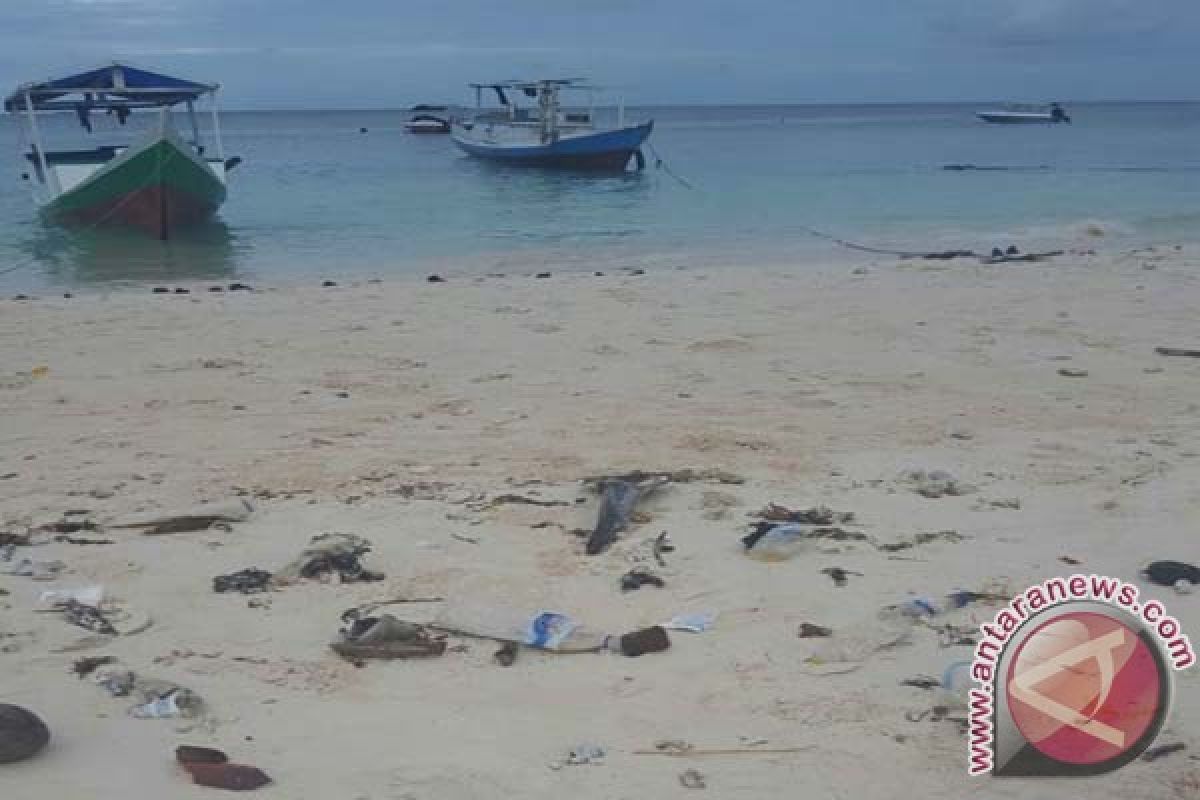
[5,62,217,112]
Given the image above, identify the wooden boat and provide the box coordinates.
[452,80,652,171]
[977,103,1071,125]
[5,62,238,239]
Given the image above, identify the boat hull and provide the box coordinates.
[45,131,226,237]
[977,112,1064,125]
[452,121,653,170]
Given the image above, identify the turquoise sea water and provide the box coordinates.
[1,103,1198,290]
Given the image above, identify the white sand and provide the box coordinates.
[1,248,1198,798]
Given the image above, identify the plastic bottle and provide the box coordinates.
[937,661,974,710]
[743,524,813,562]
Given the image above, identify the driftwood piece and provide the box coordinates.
[488,494,569,508]
[110,499,253,534]
[1155,347,1200,358]
[980,250,1064,265]
[583,468,742,485]
[633,747,812,757]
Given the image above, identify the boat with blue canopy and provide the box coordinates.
[452,79,652,171]
[5,62,238,239]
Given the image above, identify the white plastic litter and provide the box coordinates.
[39,585,105,608]
[936,660,973,710]
[744,524,813,562]
[663,612,716,633]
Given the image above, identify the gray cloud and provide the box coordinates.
[0,1,1197,105]
[922,0,1194,47]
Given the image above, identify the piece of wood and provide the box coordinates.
[1155,347,1200,358]
[633,747,812,757]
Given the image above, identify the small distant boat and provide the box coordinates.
[452,79,653,171]
[977,103,1071,125]
[405,114,451,134]
[4,62,237,239]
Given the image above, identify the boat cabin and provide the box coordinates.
[462,79,625,137]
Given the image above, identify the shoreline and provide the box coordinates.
[2,235,1187,298]
[2,217,1195,295]
[2,248,1197,798]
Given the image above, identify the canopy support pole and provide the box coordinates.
[210,91,225,162]
[24,92,50,189]
[186,100,201,154]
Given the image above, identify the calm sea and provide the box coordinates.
[2,103,1198,290]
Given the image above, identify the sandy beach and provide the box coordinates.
[1,248,1198,798]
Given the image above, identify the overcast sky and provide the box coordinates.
[3,1,1197,108]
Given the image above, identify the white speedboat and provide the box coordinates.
[977,103,1071,124]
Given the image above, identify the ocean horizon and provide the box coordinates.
[3,101,1198,291]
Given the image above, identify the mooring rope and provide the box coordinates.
[643,143,984,259]
[645,142,695,191]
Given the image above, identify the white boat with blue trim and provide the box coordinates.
[452,79,652,171]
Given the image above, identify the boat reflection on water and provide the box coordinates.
[20,217,243,287]
[453,155,654,273]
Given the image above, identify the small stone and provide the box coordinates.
[89,488,115,499]
[1175,579,1195,596]
[0,704,50,763]
[534,272,551,279]
[852,267,869,275]
[1058,368,1089,378]
[798,623,833,638]
[426,274,445,283]
[679,769,706,789]
[321,280,338,287]
[152,287,170,294]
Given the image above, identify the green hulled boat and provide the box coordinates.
[5,63,238,239]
